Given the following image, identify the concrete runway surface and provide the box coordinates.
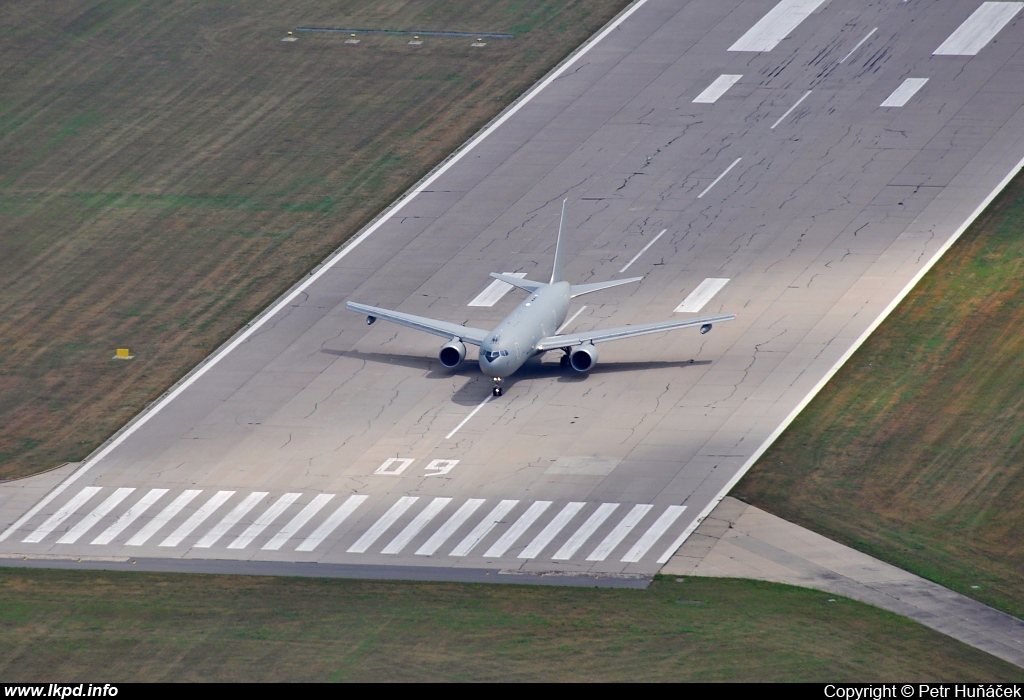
[2,0,1023,580]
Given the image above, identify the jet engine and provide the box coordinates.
[569,343,599,372]
[439,340,467,368]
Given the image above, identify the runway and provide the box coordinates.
[2,0,1023,579]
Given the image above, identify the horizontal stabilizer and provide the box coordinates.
[489,272,544,292]
[569,277,642,298]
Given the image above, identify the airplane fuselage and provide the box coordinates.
[478,281,571,379]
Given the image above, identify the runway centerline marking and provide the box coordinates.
[556,306,587,334]
[229,492,301,549]
[619,229,667,273]
[552,503,618,560]
[934,2,1023,55]
[697,158,742,199]
[586,503,652,561]
[692,75,742,104]
[449,500,518,556]
[126,490,201,546]
[880,78,928,108]
[469,272,527,306]
[676,278,730,313]
[265,493,334,551]
[445,394,494,440]
[296,495,367,552]
[381,497,451,554]
[415,499,485,555]
[348,496,419,553]
[160,490,234,547]
[622,505,686,562]
[483,501,552,558]
[770,90,812,129]
[57,487,135,545]
[729,0,830,52]
[195,491,268,548]
[92,488,168,546]
[840,27,876,63]
[23,487,101,544]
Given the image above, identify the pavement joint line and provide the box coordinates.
[840,27,877,63]
[619,228,667,272]
[770,90,812,130]
[697,158,742,199]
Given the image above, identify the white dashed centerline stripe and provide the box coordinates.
[729,0,830,52]
[229,492,301,550]
[880,78,928,108]
[449,500,518,557]
[519,502,585,559]
[415,499,485,555]
[552,503,618,560]
[159,490,234,548]
[92,488,168,546]
[840,27,876,63]
[675,278,730,313]
[382,497,451,554]
[23,487,102,544]
[622,505,686,562]
[770,90,812,129]
[483,501,552,558]
[348,497,419,553]
[692,75,742,104]
[446,394,493,440]
[264,493,334,551]
[697,158,742,199]
[469,273,527,306]
[296,495,368,552]
[57,488,135,545]
[619,228,667,273]
[934,2,1023,55]
[586,504,653,561]
[556,306,586,334]
[195,491,267,548]
[127,490,201,546]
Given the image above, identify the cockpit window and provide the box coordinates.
[484,351,501,362]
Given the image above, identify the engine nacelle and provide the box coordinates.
[569,343,599,373]
[439,340,466,368]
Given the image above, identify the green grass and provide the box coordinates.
[0,568,1019,681]
[736,170,1024,619]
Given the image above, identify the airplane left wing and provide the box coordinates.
[346,301,490,346]
[534,313,737,352]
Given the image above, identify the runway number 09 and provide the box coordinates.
[374,458,459,477]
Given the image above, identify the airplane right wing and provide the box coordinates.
[346,301,490,346]
[534,313,737,352]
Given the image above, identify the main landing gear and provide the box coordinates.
[559,347,572,368]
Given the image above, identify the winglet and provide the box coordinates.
[550,198,568,284]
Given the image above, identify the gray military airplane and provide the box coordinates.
[347,201,736,396]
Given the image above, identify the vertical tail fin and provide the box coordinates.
[550,198,568,284]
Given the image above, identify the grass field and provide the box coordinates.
[0,568,1019,681]
[0,0,631,479]
[736,170,1024,619]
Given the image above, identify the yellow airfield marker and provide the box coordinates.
[113,348,134,360]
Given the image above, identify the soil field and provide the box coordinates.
[0,568,1019,681]
[737,171,1024,619]
[0,0,630,479]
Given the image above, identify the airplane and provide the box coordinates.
[346,200,737,397]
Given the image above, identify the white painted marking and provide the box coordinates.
[0,0,656,546]
[692,75,742,104]
[469,272,528,306]
[934,2,1023,55]
[23,487,102,544]
[415,499,485,555]
[375,458,414,476]
[126,490,201,546]
[229,493,301,549]
[675,278,730,313]
[622,505,686,562]
[445,394,493,440]
[159,490,234,547]
[519,502,585,559]
[552,503,618,560]
[840,27,877,63]
[264,493,335,551]
[619,229,668,273]
[729,0,830,52]
[92,488,168,546]
[424,459,458,477]
[381,497,451,554]
[556,306,586,334]
[195,491,267,548]
[586,504,653,561]
[57,488,135,545]
[296,495,368,552]
[483,501,552,558]
[880,78,928,108]
[697,158,742,199]
[770,90,812,129]
[348,496,419,553]
[449,500,518,556]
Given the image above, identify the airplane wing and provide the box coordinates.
[534,313,737,352]
[346,301,490,346]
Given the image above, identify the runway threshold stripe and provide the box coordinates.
[449,500,518,556]
[880,78,928,108]
[552,503,618,560]
[194,492,267,548]
[126,490,201,546]
[348,497,419,553]
[23,487,102,544]
[675,278,730,313]
[264,494,335,551]
[934,2,1023,55]
[622,506,686,562]
[381,497,451,554]
[519,502,585,559]
[693,75,741,104]
[415,499,485,555]
[296,495,368,552]
[469,273,527,306]
[729,0,829,52]
[57,488,135,545]
[483,501,551,558]
[229,493,301,550]
[586,504,652,561]
[92,488,168,546]
[159,490,234,547]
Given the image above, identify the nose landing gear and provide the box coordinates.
[492,377,504,397]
